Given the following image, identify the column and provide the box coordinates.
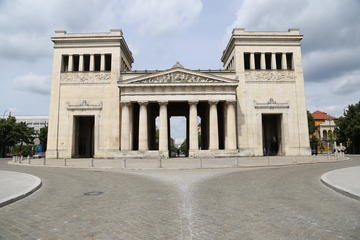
[281,53,287,70]
[120,101,131,151]
[90,54,94,71]
[138,102,148,151]
[159,101,168,153]
[250,53,255,70]
[100,54,105,71]
[79,55,84,72]
[271,53,277,70]
[68,55,73,72]
[260,53,266,70]
[226,101,237,150]
[209,101,219,150]
[189,101,199,151]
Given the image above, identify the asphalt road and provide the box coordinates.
[0,157,359,240]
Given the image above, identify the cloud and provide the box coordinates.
[228,0,360,116]
[121,0,203,35]
[0,0,203,62]
[13,73,50,95]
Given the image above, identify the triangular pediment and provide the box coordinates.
[121,67,237,85]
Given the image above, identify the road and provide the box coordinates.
[0,157,359,240]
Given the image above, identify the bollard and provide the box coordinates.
[123,158,127,169]
[20,155,23,164]
[27,156,31,164]
[200,158,203,168]
[43,157,46,165]
[91,158,94,168]
[267,155,270,165]
[64,158,67,166]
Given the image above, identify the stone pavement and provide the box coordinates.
[9,154,348,170]
[321,165,360,200]
[0,170,41,207]
[0,156,359,239]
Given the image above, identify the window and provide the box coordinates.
[105,54,112,71]
[62,55,69,72]
[254,53,261,69]
[94,54,101,71]
[275,53,282,70]
[83,55,90,71]
[73,55,79,71]
[286,53,293,70]
[244,53,250,70]
[265,53,271,69]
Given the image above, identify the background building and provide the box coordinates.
[311,111,337,153]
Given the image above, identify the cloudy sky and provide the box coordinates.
[1,0,359,139]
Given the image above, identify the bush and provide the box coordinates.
[11,144,36,156]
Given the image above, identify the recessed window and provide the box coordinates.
[94,54,101,71]
[286,53,293,70]
[275,53,282,70]
[62,55,69,72]
[265,53,271,69]
[105,54,112,71]
[254,53,261,69]
[244,53,250,70]
[83,55,90,71]
[73,55,79,71]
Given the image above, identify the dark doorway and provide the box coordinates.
[262,114,282,156]
[168,102,189,157]
[73,116,94,158]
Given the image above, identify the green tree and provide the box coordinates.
[307,110,317,135]
[38,126,48,151]
[179,139,188,156]
[0,116,35,157]
[336,101,360,153]
[0,116,18,157]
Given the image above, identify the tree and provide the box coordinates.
[179,139,188,156]
[0,116,35,157]
[0,116,18,157]
[336,101,360,153]
[38,126,48,151]
[307,110,317,135]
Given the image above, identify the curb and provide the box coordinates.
[320,168,360,201]
[0,172,42,208]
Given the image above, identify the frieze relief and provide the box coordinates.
[254,98,289,109]
[245,70,296,82]
[132,71,224,84]
[60,72,111,83]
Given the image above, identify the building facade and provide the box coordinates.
[312,110,337,153]
[46,28,310,159]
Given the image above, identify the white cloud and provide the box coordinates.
[332,70,360,95]
[0,0,203,62]
[13,73,50,95]
[121,0,203,35]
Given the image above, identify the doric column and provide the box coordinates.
[189,101,199,151]
[100,54,105,71]
[138,101,148,151]
[250,52,255,70]
[209,100,219,150]
[120,101,131,151]
[89,54,94,71]
[68,55,73,72]
[226,101,237,150]
[260,53,266,70]
[79,55,84,72]
[271,53,277,70]
[281,53,287,70]
[159,101,168,152]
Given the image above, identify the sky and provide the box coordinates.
[1,0,360,141]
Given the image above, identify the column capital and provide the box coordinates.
[188,100,199,105]
[138,101,148,106]
[158,101,168,106]
[121,101,131,106]
[226,100,237,105]
[208,100,219,105]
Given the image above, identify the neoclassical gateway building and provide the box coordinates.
[46,28,310,159]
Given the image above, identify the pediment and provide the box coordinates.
[121,67,237,85]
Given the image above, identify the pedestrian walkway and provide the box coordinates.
[9,154,348,170]
[0,170,42,207]
[321,166,360,200]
